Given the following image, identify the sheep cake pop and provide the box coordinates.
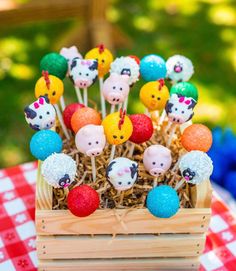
[170,82,198,102]
[102,73,130,113]
[106,157,138,191]
[143,145,172,187]
[63,103,85,130]
[166,55,194,84]
[60,46,82,74]
[41,153,77,188]
[75,125,106,181]
[24,96,56,131]
[140,54,166,82]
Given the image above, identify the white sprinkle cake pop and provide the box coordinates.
[41,153,77,188]
[179,150,213,185]
[166,55,194,83]
[110,56,140,86]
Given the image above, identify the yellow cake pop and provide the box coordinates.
[102,109,133,145]
[35,72,64,105]
[139,79,169,112]
[85,44,113,78]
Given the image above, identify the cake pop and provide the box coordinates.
[63,103,85,130]
[24,96,56,131]
[106,157,138,191]
[147,185,179,218]
[170,82,198,102]
[69,58,98,106]
[85,44,114,118]
[140,54,166,82]
[30,130,63,161]
[67,185,100,217]
[60,46,82,74]
[41,153,77,188]
[71,107,101,133]
[166,55,194,84]
[75,125,106,181]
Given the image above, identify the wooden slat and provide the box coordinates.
[38,257,200,271]
[36,208,211,235]
[37,234,205,259]
[191,180,213,208]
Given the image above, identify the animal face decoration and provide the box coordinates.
[102,73,130,105]
[35,72,64,104]
[143,145,172,177]
[165,94,197,124]
[106,157,138,191]
[24,96,56,131]
[75,125,106,157]
[166,55,194,83]
[102,109,133,145]
[70,58,98,89]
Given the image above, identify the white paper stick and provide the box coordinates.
[91,156,96,182]
[110,104,115,114]
[54,104,70,140]
[164,121,172,134]
[110,145,116,162]
[123,96,128,111]
[128,142,135,158]
[64,187,69,197]
[167,124,177,147]
[75,86,83,104]
[175,178,185,191]
[99,78,106,118]
[83,88,88,107]
[118,103,122,110]
[153,177,158,187]
[158,110,166,125]
[60,96,66,111]
[144,108,150,116]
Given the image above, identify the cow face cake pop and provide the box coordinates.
[41,153,77,188]
[106,157,138,191]
[24,96,56,131]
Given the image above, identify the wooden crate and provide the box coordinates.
[36,162,212,271]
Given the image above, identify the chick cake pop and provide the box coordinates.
[170,82,198,102]
[106,157,138,191]
[41,153,77,188]
[69,58,98,106]
[35,71,70,140]
[75,125,106,181]
[128,114,153,157]
[166,55,194,84]
[85,44,114,118]
[24,96,56,131]
[102,109,133,161]
[175,150,213,190]
[140,54,167,82]
[63,103,85,131]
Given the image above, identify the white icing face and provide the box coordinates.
[24,96,56,131]
[106,157,138,191]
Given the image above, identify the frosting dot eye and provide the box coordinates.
[157,97,161,100]
[79,72,82,75]
[88,142,92,145]
[152,162,156,165]
[160,163,164,167]
[39,115,43,119]
[120,135,124,139]
[96,141,99,144]
[113,135,117,139]
[128,182,131,185]
[151,95,155,98]
[120,87,122,91]
[47,111,50,115]
[52,91,56,96]
[118,182,122,185]
[113,86,116,90]
[181,111,184,114]
[102,59,105,63]
[175,108,178,111]
[86,73,89,76]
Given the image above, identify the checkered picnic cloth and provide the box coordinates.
[0,162,236,271]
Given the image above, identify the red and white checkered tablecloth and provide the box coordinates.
[0,162,236,271]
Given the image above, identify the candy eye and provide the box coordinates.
[120,135,124,139]
[39,115,43,119]
[152,162,156,165]
[113,135,117,139]
[52,91,56,96]
[60,181,65,186]
[113,86,116,90]
[157,97,161,100]
[47,111,50,115]
[88,142,92,145]
[120,87,122,91]
[151,95,155,98]
[66,179,70,184]
[160,163,164,167]
[96,141,99,144]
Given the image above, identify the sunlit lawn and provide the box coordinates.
[0,0,236,167]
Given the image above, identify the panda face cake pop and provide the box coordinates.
[24,96,56,131]
[166,55,194,84]
[179,150,213,185]
[41,153,77,188]
[106,157,138,191]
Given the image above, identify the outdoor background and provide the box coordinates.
[0,0,236,168]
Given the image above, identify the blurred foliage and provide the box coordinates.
[0,0,235,168]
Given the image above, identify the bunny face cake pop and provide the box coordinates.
[24,96,56,131]
[179,150,213,185]
[106,157,138,191]
[75,125,106,157]
[41,153,77,188]
[102,73,130,105]
[166,55,194,84]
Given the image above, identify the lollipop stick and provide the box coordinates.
[54,104,70,140]
[110,145,116,162]
[175,178,185,191]
[123,97,128,110]
[91,156,96,182]
[167,124,177,147]
[83,88,88,107]
[128,142,135,158]
[75,86,83,104]
[158,110,166,125]
[164,121,172,134]
[60,96,66,111]
[99,78,106,118]
[110,104,115,114]
[118,191,125,205]
[64,187,69,198]
[144,108,150,117]
[153,177,158,187]
[118,103,122,110]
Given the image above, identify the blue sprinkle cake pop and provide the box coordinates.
[140,54,167,81]
[30,130,63,161]
[146,185,179,218]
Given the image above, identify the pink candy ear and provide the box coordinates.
[39,97,44,105]
[34,102,39,109]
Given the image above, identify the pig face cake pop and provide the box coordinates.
[166,55,194,84]
[102,73,130,105]
[165,93,197,124]
[69,58,98,89]
[143,145,172,177]
[179,150,213,185]
[106,157,138,191]
[75,125,106,157]
[102,109,133,145]
[41,153,77,188]
[24,96,56,131]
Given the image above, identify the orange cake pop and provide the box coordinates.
[181,124,213,152]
